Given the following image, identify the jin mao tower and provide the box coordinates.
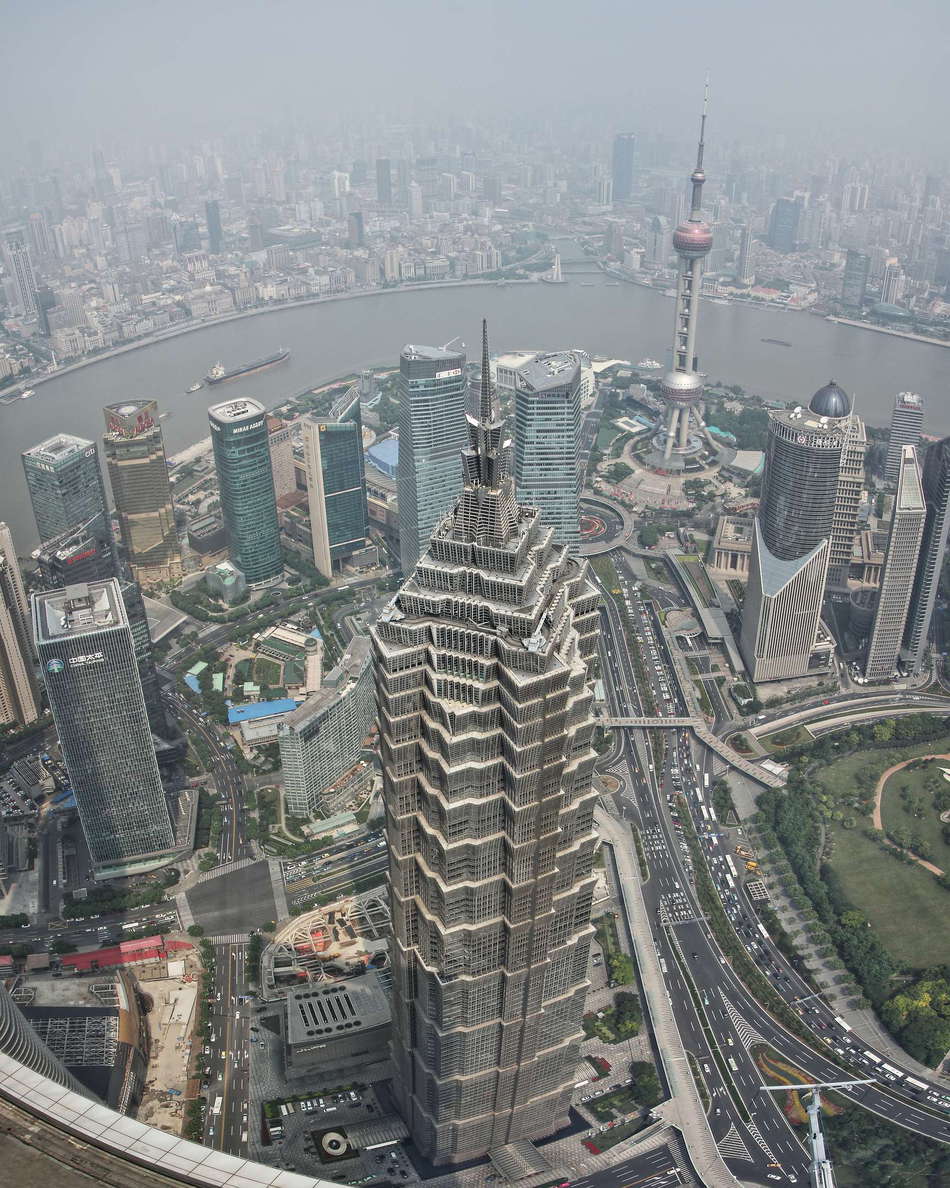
[373,323,600,1163]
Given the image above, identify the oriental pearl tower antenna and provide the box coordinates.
[655,79,720,466]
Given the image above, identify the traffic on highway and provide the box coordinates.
[592,556,950,1184]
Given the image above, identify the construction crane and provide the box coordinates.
[761,1079,874,1188]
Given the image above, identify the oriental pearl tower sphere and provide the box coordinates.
[656,82,719,465]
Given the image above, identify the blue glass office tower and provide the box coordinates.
[22,434,109,548]
[208,398,283,586]
[33,580,176,874]
[396,343,468,575]
[513,352,581,552]
[302,385,369,578]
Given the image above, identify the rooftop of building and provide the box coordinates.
[23,433,93,465]
[329,382,360,421]
[208,397,266,424]
[227,697,297,724]
[280,637,371,729]
[772,403,849,440]
[285,968,389,1047]
[714,515,755,546]
[515,351,581,392]
[809,380,852,418]
[400,343,463,362]
[896,444,925,511]
[104,399,155,419]
[895,391,923,408]
[13,973,130,1012]
[366,436,398,466]
[34,580,123,643]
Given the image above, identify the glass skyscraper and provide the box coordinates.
[208,398,283,586]
[513,352,581,552]
[841,248,870,308]
[302,385,369,578]
[24,430,172,739]
[903,436,950,672]
[885,392,924,484]
[33,580,176,874]
[22,434,109,547]
[740,385,849,683]
[396,343,468,575]
[865,446,925,681]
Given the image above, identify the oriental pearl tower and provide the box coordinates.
[655,83,719,466]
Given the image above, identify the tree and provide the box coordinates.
[638,524,659,548]
[187,924,205,937]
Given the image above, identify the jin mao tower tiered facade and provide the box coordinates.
[372,323,600,1164]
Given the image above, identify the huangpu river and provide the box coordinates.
[3,277,947,547]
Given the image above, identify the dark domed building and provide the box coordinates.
[809,380,851,419]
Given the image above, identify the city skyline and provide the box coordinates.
[1,8,950,1176]
[2,1,947,154]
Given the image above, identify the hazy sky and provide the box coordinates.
[3,0,948,158]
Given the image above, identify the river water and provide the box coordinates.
[3,280,947,547]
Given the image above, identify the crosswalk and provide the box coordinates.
[716,1123,753,1162]
[745,1117,779,1164]
[192,856,258,885]
[718,991,766,1050]
[665,1134,699,1184]
[206,933,250,945]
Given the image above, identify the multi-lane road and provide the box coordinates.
[284,831,389,906]
[203,941,251,1155]
[572,1141,699,1188]
[165,691,250,865]
[593,555,950,1184]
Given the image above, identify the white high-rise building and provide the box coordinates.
[828,410,866,587]
[866,446,925,681]
[277,637,375,816]
[903,437,950,672]
[2,227,38,316]
[885,392,924,484]
[737,223,754,285]
[881,258,904,304]
[0,523,39,728]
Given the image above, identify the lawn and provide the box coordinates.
[826,824,950,969]
[587,1087,640,1121]
[814,735,950,815]
[254,656,283,686]
[761,725,811,751]
[815,750,882,800]
[880,759,950,872]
